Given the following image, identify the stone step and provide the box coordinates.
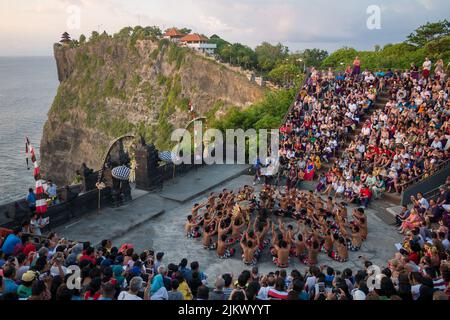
[382,192,402,205]
[372,200,398,225]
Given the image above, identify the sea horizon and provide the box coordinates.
[0,56,58,205]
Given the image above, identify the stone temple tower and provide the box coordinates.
[135,137,163,192]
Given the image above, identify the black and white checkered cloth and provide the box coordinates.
[159,151,174,163]
[111,166,131,181]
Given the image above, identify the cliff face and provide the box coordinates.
[40,36,264,185]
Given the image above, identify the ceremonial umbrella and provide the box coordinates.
[111,166,131,181]
[158,151,174,163]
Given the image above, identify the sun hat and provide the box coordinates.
[22,270,37,282]
[353,289,366,300]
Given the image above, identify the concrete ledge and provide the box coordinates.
[159,164,250,203]
[386,206,402,217]
[94,209,165,246]
[55,197,166,245]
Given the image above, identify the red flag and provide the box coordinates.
[25,137,47,214]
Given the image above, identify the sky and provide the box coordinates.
[0,0,449,56]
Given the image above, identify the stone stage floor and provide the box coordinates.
[110,175,403,281]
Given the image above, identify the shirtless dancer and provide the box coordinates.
[254,217,271,253]
[347,223,363,251]
[185,215,202,238]
[329,236,349,262]
[352,208,368,240]
[293,233,307,261]
[203,222,218,250]
[240,234,260,266]
[217,234,236,259]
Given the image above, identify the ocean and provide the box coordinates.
[0,56,58,205]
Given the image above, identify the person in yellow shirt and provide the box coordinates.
[175,272,193,300]
[417,103,426,114]
[314,154,322,170]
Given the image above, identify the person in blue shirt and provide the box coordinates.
[325,266,335,286]
[190,261,207,283]
[375,70,385,77]
[1,228,22,255]
[253,157,268,186]
[289,279,309,300]
[408,101,417,110]
[385,69,394,78]
[253,157,262,185]
[0,251,5,268]
[2,267,19,294]
[98,282,116,300]
[179,258,192,283]
[26,188,36,212]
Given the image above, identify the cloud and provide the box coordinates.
[0,0,449,56]
[418,0,436,10]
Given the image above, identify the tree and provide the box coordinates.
[300,48,329,67]
[217,44,233,63]
[425,35,450,55]
[115,27,133,38]
[321,47,358,67]
[90,31,100,42]
[179,28,192,35]
[143,26,162,38]
[230,43,257,69]
[267,64,300,85]
[374,44,381,52]
[407,19,450,47]
[210,36,232,62]
[255,42,289,72]
[79,34,86,44]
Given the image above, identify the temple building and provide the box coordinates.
[162,28,185,43]
[179,34,217,55]
[60,32,72,45]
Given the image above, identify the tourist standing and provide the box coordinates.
[25,188,36,213]
[422,57,432,78]
[352,56,361,76]
[44,180,58,205]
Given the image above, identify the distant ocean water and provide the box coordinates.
[0,56,58,205]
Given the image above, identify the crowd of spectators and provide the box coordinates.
[280,58,449,209]
[0,57,448,301]
[0,180,448,300]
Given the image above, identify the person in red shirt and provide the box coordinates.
[79,246,97,265]
[359,184,372,208]
[22,234,36,257]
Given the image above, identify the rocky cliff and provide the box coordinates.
[40,33,264,185]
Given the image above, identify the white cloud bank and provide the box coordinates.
[0,0,449,56]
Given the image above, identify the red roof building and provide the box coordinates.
[163,28,185,41]
[179,34,216,54]
[180,34,209,43]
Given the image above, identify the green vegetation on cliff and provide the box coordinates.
[213,78,302,132]
[51,27,191,150]
[322,20,450,70]
[50,25,265,158]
